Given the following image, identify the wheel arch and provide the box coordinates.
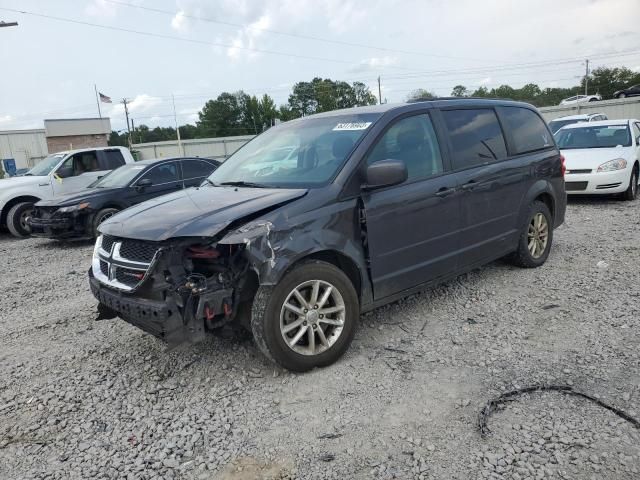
[1,195,41,226]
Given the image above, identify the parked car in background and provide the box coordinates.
[613,84,640,99]
[0,146,134,238]
[29,157,219,240]
[89,99,565,372]
[548,113,608,134]
[559,94,601,106]
[555,119,640,199]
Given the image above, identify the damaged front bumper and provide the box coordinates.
[29,208,93,240]
[88,235,245,347]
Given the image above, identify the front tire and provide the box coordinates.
[251,260,359,372]
[509,201,553,268]
[92,208,119,237]
[622,167,638,201]
[6,202,34,238]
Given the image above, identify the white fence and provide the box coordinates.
[538,96,640,121]
[132,135,254,161]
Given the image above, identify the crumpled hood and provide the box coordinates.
[36,187,121,208]
[99,186,307,241]
[562,147,634,170]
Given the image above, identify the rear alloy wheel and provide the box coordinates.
[92,208,119,237]
[509,201,553,268]
[6,202,34,238]
[251,260,359,372]
[619,93,626,98]
[622,168,638,201]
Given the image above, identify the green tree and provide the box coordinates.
[583,67,640,99]
[406,89,436,101]
[451,85,469,97]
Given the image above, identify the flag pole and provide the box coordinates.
[94,84,102,119]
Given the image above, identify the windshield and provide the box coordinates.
[549,119,581,134]
[208,113,381,188]
[26,154,65,176]
[555,124,631,149]
[92,163,147,188]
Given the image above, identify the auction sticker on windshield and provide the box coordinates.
[333,122,372,131]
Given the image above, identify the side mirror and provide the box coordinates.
[363,159,407,190]
[136,178,152,190]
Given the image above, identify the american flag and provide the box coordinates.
[99,92,112,103]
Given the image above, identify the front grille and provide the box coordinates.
[99,260,109,277]
[566,169,592,174]
[101,235,116,253]
[115,267,144,287]
[119,240,158,263]
[565,181,588,191]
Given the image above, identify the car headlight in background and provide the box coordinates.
[58,202,91,213]
[596,158,627,172]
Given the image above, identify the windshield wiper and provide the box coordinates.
[218,181,269,188]
[202,178,216,187]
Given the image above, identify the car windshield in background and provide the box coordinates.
[549,119,580,134]
[93,164,146,188]
[26,154,65,176]
[554,125,631,149]
[208,113,381,188]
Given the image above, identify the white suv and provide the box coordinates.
[0,146,134,237]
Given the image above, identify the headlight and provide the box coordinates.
[58,202,90,213]
[597,158,627,172]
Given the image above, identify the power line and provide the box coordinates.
[102,0,503,64]
[0,7,410,68]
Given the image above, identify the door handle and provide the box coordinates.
[461,181,477,191]
[435,187,456,197]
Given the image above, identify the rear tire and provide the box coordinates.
[509,201,553,268]
[251,260,359,372]
[6,202,34,238]
[92,208,119,237]
[622,167,638,201]
[618,93,626,99]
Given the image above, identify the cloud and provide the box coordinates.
[478,77,492,86]
[349,56,397,73]
[108,94,163,118]
[226,14,272,61]
[171,10,189,31]
[85,0,118,17]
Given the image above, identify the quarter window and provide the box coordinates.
[182,159,216,179]
[104,149,126,169]
[442,109,507,169]
[367,114,443,181]
[141,162,179,184]
[633,123,640,145]
[500,107,553,154]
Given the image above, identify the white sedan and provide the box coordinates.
[555,119,640,200]
[559,94,601,105]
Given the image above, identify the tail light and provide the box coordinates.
[560,154,566,177]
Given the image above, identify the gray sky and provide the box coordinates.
[1,0,639,131]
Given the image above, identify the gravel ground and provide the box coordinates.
[1,197,639,480]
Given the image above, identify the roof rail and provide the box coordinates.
[406,97,517,103]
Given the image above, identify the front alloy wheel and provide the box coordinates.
[251,260,359,372]
[280,280,345,356]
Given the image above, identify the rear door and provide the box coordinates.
[362,111,462,300]
[440,107,533,266]
[180,158,218,188]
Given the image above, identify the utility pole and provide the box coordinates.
[377,76,382,105]
[94,84,102,119]
[584,59,589,96]
[0,21,18,28]
[122,98,132,148]
[172,94,184,156]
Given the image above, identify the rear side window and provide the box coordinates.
[104,149,126,169]
[632,123,640,144]
[182,159,217,179]
[442,109,507,169]
[500,107,553,154]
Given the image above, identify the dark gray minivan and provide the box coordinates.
[89,99,566,372]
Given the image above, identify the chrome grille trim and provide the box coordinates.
[92,235,158,292]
